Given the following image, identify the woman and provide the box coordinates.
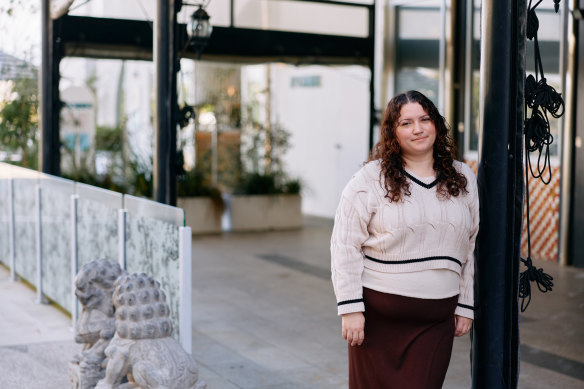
[330,90,478,389]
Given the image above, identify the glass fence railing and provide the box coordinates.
[123,194,185,341]
[0,162,191,352]
[75,182,123,270]
[40,173,75,309]
[13,169,40,288]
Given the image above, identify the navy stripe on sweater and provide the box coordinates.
[337,298,364,306]
[364,254,462,267]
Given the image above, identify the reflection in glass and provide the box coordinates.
[394,4,443,108]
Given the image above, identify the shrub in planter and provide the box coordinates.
[282,179,301,195]
[177,167,224,234]
[234,172,300,196]
[230,172,302,231]
[178,168,223,212]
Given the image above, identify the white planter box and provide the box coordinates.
[177,197,222,235]
[230,194,302,232]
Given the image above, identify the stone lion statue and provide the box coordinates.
[95,273,206,389]
[70,258,124,389]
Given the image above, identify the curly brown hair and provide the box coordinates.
[369,90,467,202]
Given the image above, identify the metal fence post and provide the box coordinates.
[118,209,127,271]
[35,184,47,304]
[9,178,16,281]
[179,226,192,354]
[71,194,79,327]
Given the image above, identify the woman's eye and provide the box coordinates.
[401,122,410,126]
[422,117,430,122]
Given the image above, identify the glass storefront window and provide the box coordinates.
[394,1,445,108]
[467,0,481,154]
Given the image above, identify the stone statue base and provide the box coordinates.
[69,358,105,389]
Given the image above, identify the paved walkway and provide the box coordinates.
[1,216,583,388]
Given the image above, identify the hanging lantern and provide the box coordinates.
[187,5,213,59]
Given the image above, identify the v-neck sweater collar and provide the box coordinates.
[403,168,439,189]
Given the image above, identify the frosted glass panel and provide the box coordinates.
[13,175,39,284]
[124,195,184,227]
[76,183,122,269]
[124,195,182,339]
[40,174,75,310]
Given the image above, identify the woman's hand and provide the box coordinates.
[454,315,473,337]
[342,312,365,346]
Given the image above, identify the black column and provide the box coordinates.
[451,0,467,158]
[154,0,178,205]
[569,2,584,267]
[40,0,61,175]
[368,3,376,151]
[471,1,525,388]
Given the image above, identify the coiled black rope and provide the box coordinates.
[520,0,564,312]
[519,257,554,311]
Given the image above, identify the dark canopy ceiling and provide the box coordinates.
[56,15,373,66]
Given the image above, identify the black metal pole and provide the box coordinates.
[40,0,61,175]
[154,0,178,205]
[230,0,234,28]
[472,1,526,388]
[169,0,179,206]
[368,3,376,151]
[570,0,584,267]
[451,0,467,159]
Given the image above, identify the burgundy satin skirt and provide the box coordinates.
[348,288,458,389]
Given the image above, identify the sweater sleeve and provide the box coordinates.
[331,173,374,316]
[455,164,479,319]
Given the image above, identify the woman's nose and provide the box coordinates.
[412,122,423,134]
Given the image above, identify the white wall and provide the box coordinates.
[122,61,154,160]
[271,64,370,218]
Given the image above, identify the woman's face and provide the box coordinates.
[394,102,436,159]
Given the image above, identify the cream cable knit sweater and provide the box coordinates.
[330,159,479,319]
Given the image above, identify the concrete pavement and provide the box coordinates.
[1,216,583,388]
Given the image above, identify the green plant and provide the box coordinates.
[0,73,39,168]
[126,153,153,198]
[95,125,124,153]
[234,172,277,195]
[62,167,128,194]
[178,166,223,212]
[61,151,152,198]
[282,179,301,195]
[237,106,301,195]
[234,172,301,196]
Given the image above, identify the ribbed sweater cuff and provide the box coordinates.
[455,303,474,320]
[337,299,365,316]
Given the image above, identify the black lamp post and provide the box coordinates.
[187,5,213,59]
